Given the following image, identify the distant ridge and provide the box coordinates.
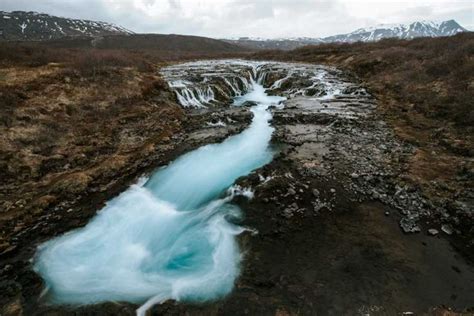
[225,20,468,50]
[323,20,466,43]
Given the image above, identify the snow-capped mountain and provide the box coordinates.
[322,20,467,43]
[225,20,468,50]
[0,11,133,41]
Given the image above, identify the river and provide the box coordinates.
[34,64,285,315]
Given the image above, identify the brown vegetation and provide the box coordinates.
[0,46,187,258]
[0,34,249,69]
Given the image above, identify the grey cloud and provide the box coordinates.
[0,0,472,37]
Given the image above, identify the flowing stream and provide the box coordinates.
[34,66,285,314]
[34,59,372,314]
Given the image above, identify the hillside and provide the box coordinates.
[94,34,247,53]
[0,11,132,40]
[0,11,247,56]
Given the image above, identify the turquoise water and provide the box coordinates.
[34,81,285,314]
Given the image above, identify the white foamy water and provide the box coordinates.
[34,71,285,314]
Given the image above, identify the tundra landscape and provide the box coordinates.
[0,2,473,316]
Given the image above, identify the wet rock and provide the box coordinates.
[283,203,300,218]
[241,101,258,107]
[428,228,439,236]
[283,209,294,219]
[441,224,454,235]
[371,190,380,200]
[400,217,421,233]
[304,87,326,97]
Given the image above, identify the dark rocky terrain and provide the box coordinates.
[254,34,474,257]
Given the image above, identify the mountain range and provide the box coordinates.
[225,20,467,50]
[0,11,468,52]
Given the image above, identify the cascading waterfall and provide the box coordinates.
[34,61,285,315]
[167,61,361,109]
[270,71,294,90]
[175,86,216,108]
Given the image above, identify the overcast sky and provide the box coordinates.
[1,0,473,38]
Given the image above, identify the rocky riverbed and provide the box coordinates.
[1,60,472,315]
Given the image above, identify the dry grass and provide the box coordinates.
[0,38,249,223]
[0,40,249,71]
[0,46,185,231]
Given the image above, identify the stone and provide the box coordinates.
[283,209,294,218]
[372,191,380,200]
[330,188,336,193]
[312,189,320,197]
[0,245,17,255]
[400,217,421,233]
[441,224,453,235]
[428,228,439,236]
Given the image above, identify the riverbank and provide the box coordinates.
[251,34,474,260]
[0,58,253,315]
